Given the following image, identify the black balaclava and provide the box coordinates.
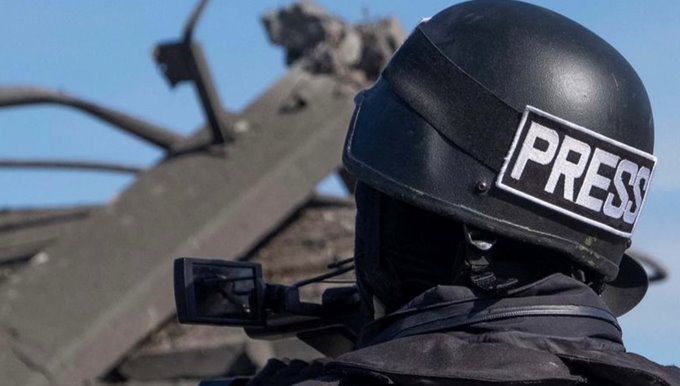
[354,181,599,319]
[354,181,466,317]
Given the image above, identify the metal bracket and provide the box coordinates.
[154,0,232,144]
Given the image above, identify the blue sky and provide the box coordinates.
[0,1,678,364]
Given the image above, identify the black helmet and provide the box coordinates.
[343,0,656,316]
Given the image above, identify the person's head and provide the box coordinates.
[343,0,656,318]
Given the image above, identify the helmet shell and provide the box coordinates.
[343,0,654,281]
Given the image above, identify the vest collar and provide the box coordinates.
[359,273,623,353]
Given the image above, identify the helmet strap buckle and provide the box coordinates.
[463,224,518,293]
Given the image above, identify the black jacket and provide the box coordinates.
[247,274,680,386]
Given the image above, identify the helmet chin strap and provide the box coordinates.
[463,224,518,293]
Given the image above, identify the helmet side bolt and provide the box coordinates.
[475,181,489,194]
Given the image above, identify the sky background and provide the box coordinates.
[0,1,678,364]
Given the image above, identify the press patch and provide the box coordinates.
[496,106,656,238]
